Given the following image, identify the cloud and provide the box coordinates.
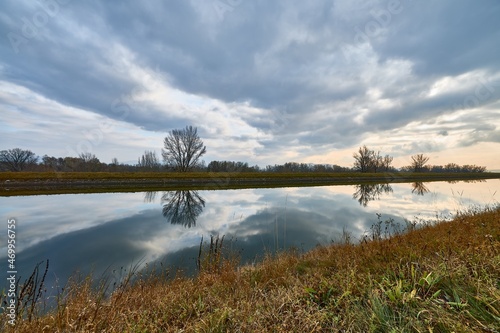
[0,0,499,168]
[459,127,500,147]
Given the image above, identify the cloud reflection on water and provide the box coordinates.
[0,180,497,293]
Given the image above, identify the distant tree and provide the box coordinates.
[138,150,160,170]
[0,148,38,171]
[264,162,348,173]
[428,165,445,173]
[463,164,486,173]
[162,126,206,172]
[79,152,95,163]
[108,157,120,172]
[381,155,394,171]
[63,157,82,171]
[353,146,373,172]
[207,161,257,172]
[411,154,430,172]
[192,159,207,171]
[78,152,101,171]
[444,163,460,173]
[353,146,379,172]
[373,152,383,172]
[41,155,65,171]
[441,163,486,173]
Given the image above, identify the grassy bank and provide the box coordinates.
[2,207,499,332]
[2,171,499,181]
[1,171,499,196]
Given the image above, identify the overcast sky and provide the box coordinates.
[1,0,499,169]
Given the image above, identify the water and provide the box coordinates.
[0,179,498,297]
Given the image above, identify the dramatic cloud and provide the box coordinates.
[1,0,499,168]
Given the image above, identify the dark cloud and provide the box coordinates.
[0,0,499,166]
[459,127,500,147]
[373,1,500,76]
[438,130,448,136]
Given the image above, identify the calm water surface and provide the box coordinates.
[1,179,498,292]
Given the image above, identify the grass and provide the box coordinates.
[1,206,499,332]
[1,171,499,196]
[2,171,499,181]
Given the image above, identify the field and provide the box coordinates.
[1,206,499,332]
[1,171,499,196]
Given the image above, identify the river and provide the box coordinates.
[1,179,498,299]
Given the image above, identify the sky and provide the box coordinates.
[1,0,499,170]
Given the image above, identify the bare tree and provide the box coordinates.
[162,126,206,172]
[109,157,120,172]
[138,150,160,170]
[411,154,430,172]
[78,152,101,171]
[42,155,64,171]
[0,148,38,171]
[353,146,372,172]
[373,151,383,172]
[353,146,394,172]
[79,152,98,163]
[353,146,378,172]
[381,155,394,171]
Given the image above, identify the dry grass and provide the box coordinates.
[1,171,499,181]
[1,207,499,332]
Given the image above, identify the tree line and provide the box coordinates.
[0,127,487,173]
[352,146,486,173]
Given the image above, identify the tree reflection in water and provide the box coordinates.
[411,182,430,196]
[352,183,393,207]
[161,190,206,228]
[143,191,158,203]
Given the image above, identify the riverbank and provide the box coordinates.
[1,171,499,196]
[1,206,499,332]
